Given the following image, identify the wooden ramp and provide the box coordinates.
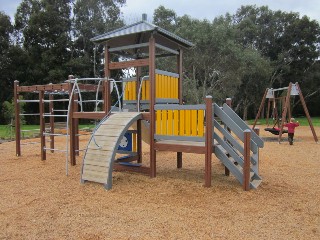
[81,112,142,190]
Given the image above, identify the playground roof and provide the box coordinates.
[91,20,194,50]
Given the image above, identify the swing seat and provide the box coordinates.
[264,127,288,135]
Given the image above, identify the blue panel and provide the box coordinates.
[118,132,132,151]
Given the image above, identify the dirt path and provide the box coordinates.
[0,126,319,239]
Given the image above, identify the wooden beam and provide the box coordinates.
[278,83,292,143]
[109,59,149,69]
[205,96,213,187]
[154,142,206,154]
[39,90,46,160]
[252,88,268,129]
[49,94,54,153]
[72,112,106,119]
[149,36,156,178]
[296,82,319,142]
[177,48,183,168]
[17,83,69,93]
[14,80,21,157]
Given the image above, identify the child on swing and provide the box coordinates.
[284,118,299,145]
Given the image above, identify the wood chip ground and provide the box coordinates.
[0,125,319,239]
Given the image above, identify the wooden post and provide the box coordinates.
[243,129,251,191]
[149,35,157,178]
[177,48,183,168]
[49,93,54,153]
[39,90,46,160]
[278,83,292,143]
[224,98,232,176]
[252,88,268,129]
[14,80,21,157]
[296,83,318,143]
[205,96,213,187]
[137,120,142,163]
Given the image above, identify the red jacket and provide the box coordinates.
[284,122,299,133]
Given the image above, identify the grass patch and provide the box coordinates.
[0,124,95,140]
[247,117,320,127]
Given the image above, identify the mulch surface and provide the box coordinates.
[0,125,319,239]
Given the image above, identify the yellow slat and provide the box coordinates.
[198,110,204,137]
[179,110,185,136]
[185,110,191,136]
[173,110,179,135]
[156,110,161,134]
[161,110,167,135]
[167,110,173,135]
[191,110,197,136]
[132,81,137,100]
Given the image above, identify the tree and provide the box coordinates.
[71,0,125,77]
[15,0,73,84]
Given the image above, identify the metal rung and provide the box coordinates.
[75,149,86,152]
[76,100,104,103]
[43,114,68,117]
[43,133,69,136]
[44,148,67,152]
[19,113,40,116]
[43,99,69,102]
[21,142,40,145]
[53,110,68,112]
[17,100,40,103]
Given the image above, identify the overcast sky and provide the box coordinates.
[1,0,319,23]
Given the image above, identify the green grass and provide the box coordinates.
[0,124,95,140]
[246,117,320,127]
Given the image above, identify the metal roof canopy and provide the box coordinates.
[91,20,194,57]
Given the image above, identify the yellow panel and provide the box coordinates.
[170,77,176,98]
[161,75,166,98]
[198,110,204,137]
[167,110,173,135]
[164,75,168,98]
[133,81,137,100]
[146,80,150,100]
[191,110,197,136]
[185,110,191,136]
[170,76,174,98]
[179,110,185,136]
[156,110,161,134]
[128,82,132,100]
[173,110,179,135]
[175,77,179,99]
[144,80,148,100]
[156,75,160,98]
[161,110,167,135]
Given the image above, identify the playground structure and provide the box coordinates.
[14,15,264,191]
[252,82,318,143]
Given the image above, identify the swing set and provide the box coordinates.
[252,82,318,143]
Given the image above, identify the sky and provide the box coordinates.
[1,0,319,23]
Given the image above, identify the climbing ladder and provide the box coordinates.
[81,112,142,189]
